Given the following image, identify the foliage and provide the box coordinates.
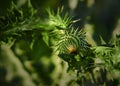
[0,0,120,86]
[56,20,120,86]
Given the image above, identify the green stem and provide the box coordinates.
[90,71,98,85]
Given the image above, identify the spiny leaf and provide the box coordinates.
[92,46,114,57]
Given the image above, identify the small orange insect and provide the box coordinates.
[67,45,77,54]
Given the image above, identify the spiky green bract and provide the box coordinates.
[46,8,71,29]
[57,28,90,55]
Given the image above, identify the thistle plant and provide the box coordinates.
[53,11,120,85]
[56,26,120,85]
[0,0,120,86]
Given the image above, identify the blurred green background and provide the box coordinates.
[0,0,120,86]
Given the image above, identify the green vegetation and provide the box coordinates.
[0,0,120,86]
